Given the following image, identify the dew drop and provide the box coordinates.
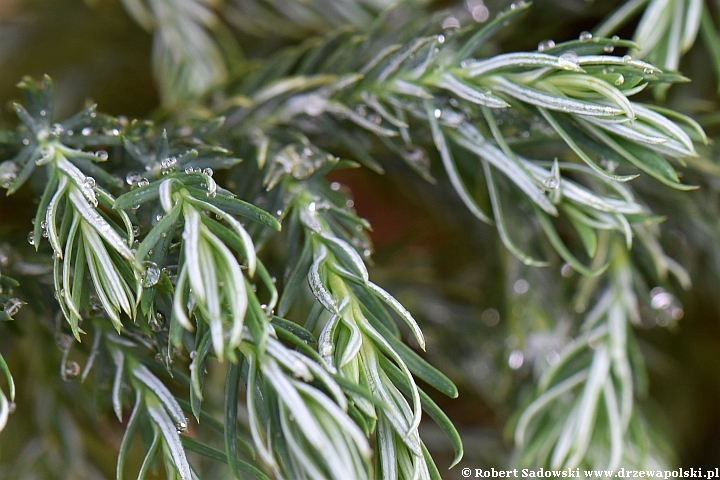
[543,177,559,189]
[546,350,560,365]
[185,167,194,174]
[81,127,93,136]
[83,177,96,188]
[142,261,161,288]
[513,279,529,294]
[559,51,580,67]
[137,178,149,188]
[132,225,140,236]
[155,214,164,222]
[441,16,460,29]
[330,182,341,191]
[27,232,35,246]
[579,31,592,41]
[537,39,555,51]
[437,34,445,44]
[561,263,573,277]
[176,419,188,433]
[481,308,500,326]
[308,202,317,212]
[22,138,30,146]
[39,109,47,117]
[95,150,108,161]
[433,108,442,118]
[614,74,625,86]
[203,167,213,177]
[603,44,614,53]
[0,161,18,189]
[611,35,620,41]
[471,4,489,22]
[643,67,654,75]
[125,172,141,185]
[622,55,632,63]
[508,350,524,369]
[650,287,673,309]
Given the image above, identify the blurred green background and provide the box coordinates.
[1,0,720,476]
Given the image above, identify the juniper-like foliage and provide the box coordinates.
[0,0,719,477]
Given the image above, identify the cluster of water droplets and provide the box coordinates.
[537,39,555,52]
[183,166,216,197]
[49,123,64,138]
[160,156,177,175]
[125,171,148,189]
[184,166,213,177]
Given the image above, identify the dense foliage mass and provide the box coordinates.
[1,0,720,477]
